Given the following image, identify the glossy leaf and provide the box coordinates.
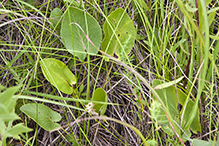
[101,8,136,60]
[61,7,102,60]
[40,58,76,94]
[20,103,62,131]
[91,88,108,115]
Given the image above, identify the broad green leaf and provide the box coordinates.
[101,8,136,60]
[0,86,20,121]
[50,8,63,30]
[40,58,76,94]
[0,120,6,136]
[0,86,20,106]
[0,112,19,122]
[192,139,214,146]
[91,88,108,115]
[20,103,62,131]
[61,7,102,60]
[153,80,179,116]
[181,100,201,133]
[152,79,200,134]
[7,98,17,113]
[154,76,184,89]
[182,129,191,142]
[150,100,176,136]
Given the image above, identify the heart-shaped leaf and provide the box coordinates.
[20,103,62,131]
[40,58,76,94]
[101,8,136,60]
[61,7,102,60]
[91,88,108,115]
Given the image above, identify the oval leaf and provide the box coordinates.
[101,8,136,60]
[40,58,76,94]
[20,103,62,131]
[91,88,108,115]
[61,7,102,60]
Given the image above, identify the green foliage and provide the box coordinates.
[192,132,219,146]
[24,0,38,7]
[20,103,62,131]
[154,76,184,89]
[2,0,219,145]
[49,8,63,32]
[185,0,217,30]
[40,58,108,115]
[192,139,218,146]
[63,0,80,7]
[101,8,136,60]
[61,7,102,60]
[65,134,79,146]
[91,88,108,115]
[151,79,201,139]
[40,58,76,94]
[0,86,32,146]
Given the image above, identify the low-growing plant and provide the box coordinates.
[1,0,219,145]
[0,86,32,146]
